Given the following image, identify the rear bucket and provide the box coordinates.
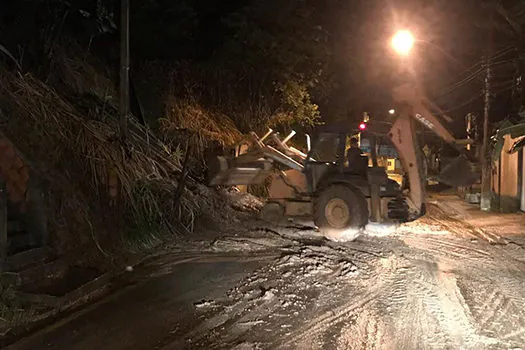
[436,155,479,187]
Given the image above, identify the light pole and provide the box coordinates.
[120,0,130,142]
[390,29,485,205]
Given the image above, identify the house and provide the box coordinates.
[491,123,525,213]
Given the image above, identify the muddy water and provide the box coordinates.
[7,256,273,350]
[8,200,525,350]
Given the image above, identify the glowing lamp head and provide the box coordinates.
[392,30,414,56]
[359,122,367,131]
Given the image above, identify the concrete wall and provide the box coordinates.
[492,134,521,212]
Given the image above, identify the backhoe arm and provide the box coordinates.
[389,83,476,219]
[389,102,427,219]
[392,84,457,144]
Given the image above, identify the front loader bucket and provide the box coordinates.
[436,155,479,187]
[208,156,273,186]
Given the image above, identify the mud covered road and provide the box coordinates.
[8,196,525,350]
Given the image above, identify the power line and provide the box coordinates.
[437,45,513,86]
[490,45,515,61]
[437,62,481,89]
[433,47,516,99]
[435,67,484,98]
[493,84,514,94]
[438,92,484,114]
[437,81,515,116]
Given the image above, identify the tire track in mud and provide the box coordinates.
[183,241,389,349]
[458,275,525,347]
[401,207,525,348]
[400,205,525,272]
[282,243,502,349]
[279,255,400,349]
[426,203,507,244]
[418,267,489,349]
[476,288,514,331]
[288,290,383,349]
[179,210,525,350]
[334,310,393,350]
[381,259,490,349]
[402,235,494,266]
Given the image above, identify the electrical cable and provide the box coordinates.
[434,46,516,98]
[490,45,515,61]
[438,45,513,85]
[493,84,514,94]
[438,93,484,114]
[435,67,484,97]
[438,82,515,116]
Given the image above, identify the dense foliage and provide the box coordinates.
[1,1,525,157]
[0,0,335,134]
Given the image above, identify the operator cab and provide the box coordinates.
[304,131,369,193]
[304,128,407,222]
[304,131,372,191]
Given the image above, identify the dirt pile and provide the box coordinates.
[0,48,256,261]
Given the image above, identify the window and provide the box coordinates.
[309,133,341,163]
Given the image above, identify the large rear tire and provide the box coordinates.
[314,185,368,238]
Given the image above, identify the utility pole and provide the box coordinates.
[119,0,130,142]
[480,10,493,211]
[117,0,130,241]
[466,113,472,151]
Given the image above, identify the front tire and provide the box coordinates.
[314,185,368,236]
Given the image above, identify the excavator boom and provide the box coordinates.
[390,83,479,218]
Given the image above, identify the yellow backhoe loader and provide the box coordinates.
[208,83,479,236]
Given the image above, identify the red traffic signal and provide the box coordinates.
[359,122,367,131]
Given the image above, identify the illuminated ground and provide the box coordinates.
[7,194,525,350]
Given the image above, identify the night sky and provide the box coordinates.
[2,0,520,138]
[125,0,523,137]
[322,0,514,136]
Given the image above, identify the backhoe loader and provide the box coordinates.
[208,83,479,236]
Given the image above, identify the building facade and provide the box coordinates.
[491,132,525,213]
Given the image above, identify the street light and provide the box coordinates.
[391,30,414,56]
[392,30,465,69]
[388,109,396,115]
